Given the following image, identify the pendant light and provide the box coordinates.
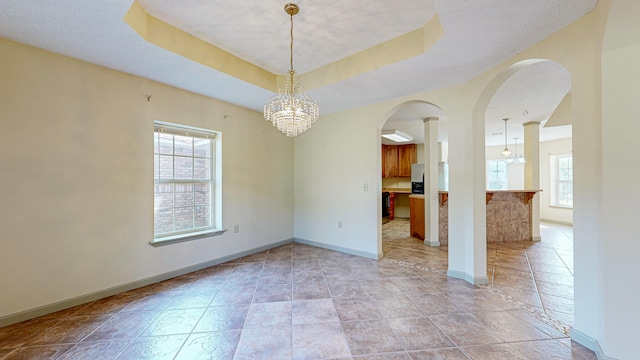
[501,118,512,157]
[263,3,320,137]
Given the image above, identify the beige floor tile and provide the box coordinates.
[117,334,188,360]
[333,298,384,322]
[428,313,503,346]
[341,320,404,355]
[192,304,249,332]
[407,348,470,359]
[292,299,340,325]
[245,301,292,328]
[292,322,351,359]
[462,343,528,360]
[58,340,131,360]
[174,330,241,360]
[386,316,454,350]
[233,325,292,360]
[471,311,551,342]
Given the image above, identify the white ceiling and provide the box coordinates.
[0,0,596,143]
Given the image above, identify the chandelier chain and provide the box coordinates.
[289,8,294,93]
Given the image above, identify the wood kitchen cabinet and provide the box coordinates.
[398,144,416,176]
[382,144,416,178]
[382,145,399,177]
[409,195,425,240]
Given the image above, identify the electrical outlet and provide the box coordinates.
[363,183,369,191]
[234,224,239,233]
[338,221,343,228]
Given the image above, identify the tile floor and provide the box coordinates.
[0,220,595,359]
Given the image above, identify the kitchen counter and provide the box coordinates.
[382,188,412,220]
[437,190,542,243]
[382,187,411,194]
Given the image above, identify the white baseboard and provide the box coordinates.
[0,238,293,328]
[425,238,441,247]
[446,269,489,285]
[294,237,381,260]
[541,218,573,226]
[571,328,617,360]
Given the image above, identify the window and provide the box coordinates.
[551,154,573,208]
[487,160,508,190]
[153,122,223,245]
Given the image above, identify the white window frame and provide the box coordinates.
[486,160,508,190]
[151,121,224,246]
[550,154,573,208]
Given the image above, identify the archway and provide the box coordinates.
[376,100,448,257]
[474,57,576,325]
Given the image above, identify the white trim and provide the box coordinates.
[541,218,574,226]
[150,228,227,246]
[447,269,489,285]
[571,328,617,360]
[294,237,381,260]
[425,238,441,247]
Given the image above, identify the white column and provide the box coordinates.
[523,121,541,241]
[423,117,440,246]
[447,113,488,285]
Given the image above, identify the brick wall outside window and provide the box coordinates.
[153,124,215,238]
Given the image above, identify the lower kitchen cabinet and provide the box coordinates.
[409,195,425,240]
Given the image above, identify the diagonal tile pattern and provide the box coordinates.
[0,220,595,359]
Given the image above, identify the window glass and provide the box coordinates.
[551,154,573,207]
[487,160,508,190]
[153,123,218,240]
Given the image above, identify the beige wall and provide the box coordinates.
[0,38,294,319]
[601,18,640,359]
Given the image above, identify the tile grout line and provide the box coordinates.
[520,241,547,317]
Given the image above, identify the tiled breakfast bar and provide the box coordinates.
[411,190,541,244]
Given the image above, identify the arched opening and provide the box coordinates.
[376,100,448,256]
[474,58,576,325]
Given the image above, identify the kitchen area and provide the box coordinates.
[381,134,448,238]
[382,132,541,245]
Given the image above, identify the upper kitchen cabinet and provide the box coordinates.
[382,144,398,177]
[382,144,416,178]
[398,144,416,176]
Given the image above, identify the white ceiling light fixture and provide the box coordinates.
[381,129,413,143]
[264,3,320,137]
[501,118,512,157]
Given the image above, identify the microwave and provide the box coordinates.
[411,182,424,194]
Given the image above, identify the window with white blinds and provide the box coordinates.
[153,121,221,244]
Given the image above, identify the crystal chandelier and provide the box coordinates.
[264,3,319,137]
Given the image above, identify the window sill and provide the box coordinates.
[150,229,227,247]
[550,205,573,210]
